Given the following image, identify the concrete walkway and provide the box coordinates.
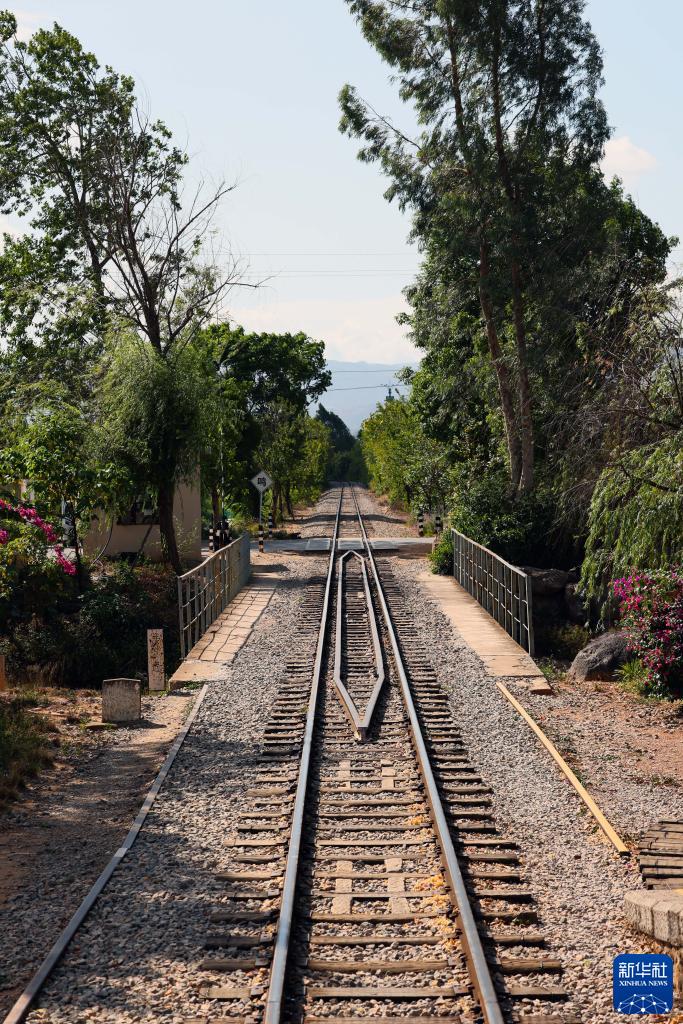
[170,569,279,684]
[418,571,549,689]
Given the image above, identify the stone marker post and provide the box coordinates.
[147,629,165,691]
[0,654,7,692]
[102,678,141,723]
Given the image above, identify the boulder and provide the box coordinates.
[567,630,629,682]
[564,583,587,624]
[522,567,570,596]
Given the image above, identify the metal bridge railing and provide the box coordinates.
[177,533,251,659]
[452,529,534,655]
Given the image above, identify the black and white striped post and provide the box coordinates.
[251,469,273,556]
[268,511,274,539]
[220,518,230,547]
[417,510,424,537]
[435,513,443,535]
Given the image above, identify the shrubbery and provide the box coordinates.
[534,623,590,660]
[613,569,683,698]
[449,469,571,568]
[429,531,454,575]
[2,562,180,689]
[0,499,77,624]
[582,437,683,605]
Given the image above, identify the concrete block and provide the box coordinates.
[147,629,165,691]
[624,890,657,934]
[169,660,220,686]
[102,678,141,723]
[653,896,683,947]
[625,890,683,947]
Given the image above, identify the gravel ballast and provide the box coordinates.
[20,552,322,1024]
[387,556,657,1024]
[353,485,415,538]
[10,488,669,1023]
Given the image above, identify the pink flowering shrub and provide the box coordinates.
[612,569,683,698]
[0,499,75,572]
[0,498,60,545]
[0,499,77,620]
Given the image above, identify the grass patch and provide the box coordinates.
[538,657,567,683]
[616,659,653,698]
[0,698,55,803]
[9,688,51,709]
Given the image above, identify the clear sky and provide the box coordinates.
[6,2,682,363]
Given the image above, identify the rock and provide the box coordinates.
[564,583,587,624]
[522,566,570,595]
[567,630,629,682]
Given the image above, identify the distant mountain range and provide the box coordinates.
[314,359,419,434]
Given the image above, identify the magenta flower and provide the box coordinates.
[612,566,683,696]
[1,500,73,576]
[53,545,77,576]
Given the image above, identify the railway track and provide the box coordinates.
[194,486,574,1024]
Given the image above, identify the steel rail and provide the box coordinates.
[332,550,385,741]
[263,484,345,1024]
[349,486,505,1024]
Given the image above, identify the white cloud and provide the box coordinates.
[226,294,419,363]
[601,136,657,187]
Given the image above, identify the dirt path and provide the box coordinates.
[0,688,194,1016]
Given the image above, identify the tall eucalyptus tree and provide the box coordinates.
[339,0,611,494]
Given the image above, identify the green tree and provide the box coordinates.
[200,324,331,514]
[295,417,333,504]
[579,288,683,600]
[339,0,669,496]
[0,10,137,388]
[98,336,219,568]
[317,405,355,453]
[0,13,242,570]
[316,405,367,482]
[258,406,331,519]
[360,396,449,512]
